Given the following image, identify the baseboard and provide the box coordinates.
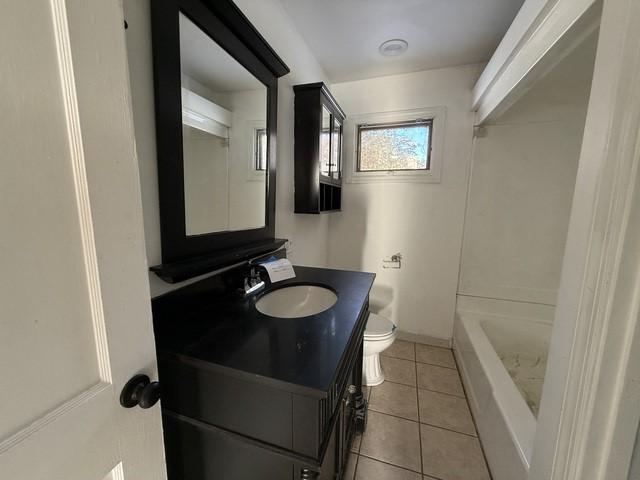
[396,330,452,348]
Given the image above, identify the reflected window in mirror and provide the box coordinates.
[179,13,268,236]
[254,128,267,171]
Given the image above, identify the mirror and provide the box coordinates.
[150,0,289,272]
[179,13,267,235]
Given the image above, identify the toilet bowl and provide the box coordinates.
[363,313,397,386]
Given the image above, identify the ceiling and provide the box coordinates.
[278,0,525,82]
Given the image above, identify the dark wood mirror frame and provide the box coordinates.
[149,0,289,282]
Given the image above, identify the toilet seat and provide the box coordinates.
[365,313,396,339]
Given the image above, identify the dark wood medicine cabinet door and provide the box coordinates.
[149,0,290,283]
[294,82,345,214]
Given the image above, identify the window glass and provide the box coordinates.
[357,120,432,172]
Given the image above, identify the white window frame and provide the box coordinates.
[345,106,446,184]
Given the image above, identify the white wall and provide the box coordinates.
[458,113,586,306]
[328,65,482,343]
[232,0,333,269]
[123,0,330,297]
[458,32,596,310]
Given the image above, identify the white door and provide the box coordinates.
[0,0,166,479]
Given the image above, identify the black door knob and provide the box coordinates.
[120,374,161,409]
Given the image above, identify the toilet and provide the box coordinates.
[363,313,397,386]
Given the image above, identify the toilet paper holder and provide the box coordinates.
[382,253,402,269]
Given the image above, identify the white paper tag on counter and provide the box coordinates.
[260,258,296,283]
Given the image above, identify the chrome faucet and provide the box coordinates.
[242,266,265,295]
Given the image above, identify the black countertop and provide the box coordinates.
[152,266,375,396]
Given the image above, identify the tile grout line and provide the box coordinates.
[356,452,444,480]
[415,359,457,370]
[381,377,466,399]
[356,452,422,477]
[382,351,457,370]
[414,342,425,476]
[367,405,478,438]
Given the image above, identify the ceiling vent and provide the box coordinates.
[379,39,409,57]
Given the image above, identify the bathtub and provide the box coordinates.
[453,309,552,480]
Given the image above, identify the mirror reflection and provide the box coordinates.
[331,116,341,179]
[179,13,267,236]
[320,106,331,177]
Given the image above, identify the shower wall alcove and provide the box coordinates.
[452,1,603,479]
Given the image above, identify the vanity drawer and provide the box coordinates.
[163,411,294,480]
[159,357,293,450]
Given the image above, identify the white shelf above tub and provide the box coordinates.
[473,0,601,125]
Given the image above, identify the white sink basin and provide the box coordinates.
[255,285,337,318]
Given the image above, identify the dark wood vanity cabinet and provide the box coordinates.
[294,82,345,213]
[159,306,368,480]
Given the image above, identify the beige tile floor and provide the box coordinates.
[345,340,491,480]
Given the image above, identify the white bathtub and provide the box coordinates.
[453,310,552,480]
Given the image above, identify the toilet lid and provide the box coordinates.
[365,313,396,338]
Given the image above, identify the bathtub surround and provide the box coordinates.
[328,65,481,343]
[458,31,597,308]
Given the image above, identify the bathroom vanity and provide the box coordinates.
[152,266,374,479]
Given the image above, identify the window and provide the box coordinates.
[254,128,267,170]
[357,119,432,172]
[345,107,444,184]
